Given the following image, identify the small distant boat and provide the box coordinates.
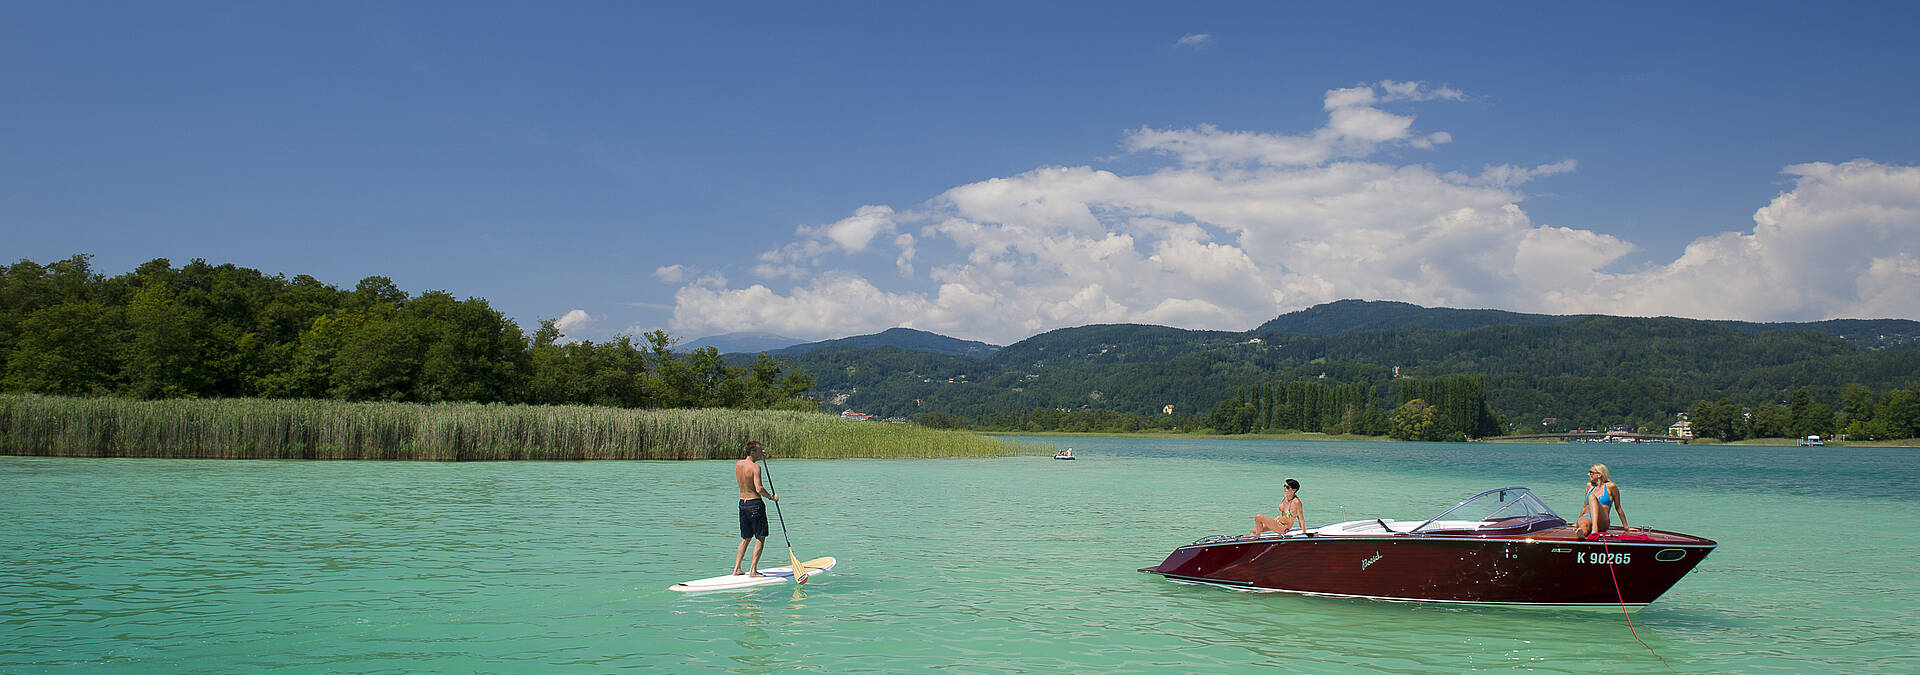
[1140,486,1716,610]
[1800,435,1824,446]
[1053,448,1077,460]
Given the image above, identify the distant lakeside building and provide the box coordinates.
[1668,413,1694,440]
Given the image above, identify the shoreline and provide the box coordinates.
[988,430,1920,448]
[987,430,1397,442]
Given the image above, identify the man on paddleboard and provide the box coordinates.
[732,441,778,576]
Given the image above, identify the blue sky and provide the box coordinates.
[5,2,1918,345]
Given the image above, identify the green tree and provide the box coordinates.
[404,292,527,403]
[350,276,408,308]
[1750,402,1791,438]
[0,255,104,370]
[916,411,963,429]
[122,283,209,399]
[740,352,815,409]
[260,311,353,399]
[1787,388,1835,438]
[1875,388,1918,439]
[4,302,121,395]
[1841,384,1877,428]
[1390,399,1438,441]
[1689,399,1744,441]
[328,310,422,400]
[1205,391,1258,433]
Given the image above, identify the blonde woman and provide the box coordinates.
[1574,463,1632,539]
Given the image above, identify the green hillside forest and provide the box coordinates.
[5,255,1918,443]
[772,308,1920,442]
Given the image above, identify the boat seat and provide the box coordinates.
[1316,519,1406,535]
[1314,519,1491,535]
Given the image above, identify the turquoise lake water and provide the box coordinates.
[3,439,1916,672]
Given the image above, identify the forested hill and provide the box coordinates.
[772,327,1000,358]
[1255,299,1577,336]
[778,305,1920,431]
[1712,318,1920,350]
[1260,299,1920,349]
[990,324,1245,366]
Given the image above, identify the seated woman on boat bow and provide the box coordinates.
[1575,463,1633,539]
[1252,479,1305,536]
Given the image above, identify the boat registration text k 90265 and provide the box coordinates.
[1578,551,1630,564]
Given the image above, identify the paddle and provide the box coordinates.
[759,451,810,585]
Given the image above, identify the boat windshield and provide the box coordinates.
[1410,487,1563,533]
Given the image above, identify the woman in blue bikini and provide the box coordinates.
[1575,463,1632,539]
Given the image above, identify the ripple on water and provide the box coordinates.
[2,447,1916,671]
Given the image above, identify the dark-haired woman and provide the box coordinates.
[1252,479,1305,536]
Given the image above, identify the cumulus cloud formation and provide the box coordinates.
[1571,160,1920,321]
[673,272,931,338]
[753,205,899,279]
[664,81,1920,344]
[552,309,594,343]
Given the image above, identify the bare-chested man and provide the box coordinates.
[732,441,778,576]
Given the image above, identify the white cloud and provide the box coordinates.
[1126,81,1458,168]
[799,204,896,254]
[670,271,931,338]
[664,83,1920,344]
[1175,33,1213,49]
[1377,79,1464,102]
[893,232,917,277]
[551,309,594,344]
[1455,159,1578,188]
[652,264,685,283]
[1568,159,1920,321]
[752,205,902,279]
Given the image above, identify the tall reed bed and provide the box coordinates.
[0,395,1043,460]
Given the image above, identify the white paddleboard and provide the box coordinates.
[670,557,837,592]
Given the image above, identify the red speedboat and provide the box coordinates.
[1140,487,1716,609]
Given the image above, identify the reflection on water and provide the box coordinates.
[2,441,1916,671]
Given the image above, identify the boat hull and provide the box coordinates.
[1141,529,1715,608]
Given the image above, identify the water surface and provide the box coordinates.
[3,439,1915,672]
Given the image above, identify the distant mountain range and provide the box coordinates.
[770,327,1001,358]
[690,327,1002,358]
[733,299,1920,429]
[1260,299,1920,347]
[1255,299,1573,335]
[696,300,1920,360]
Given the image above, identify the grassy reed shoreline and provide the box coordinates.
[0,395,1043,460]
